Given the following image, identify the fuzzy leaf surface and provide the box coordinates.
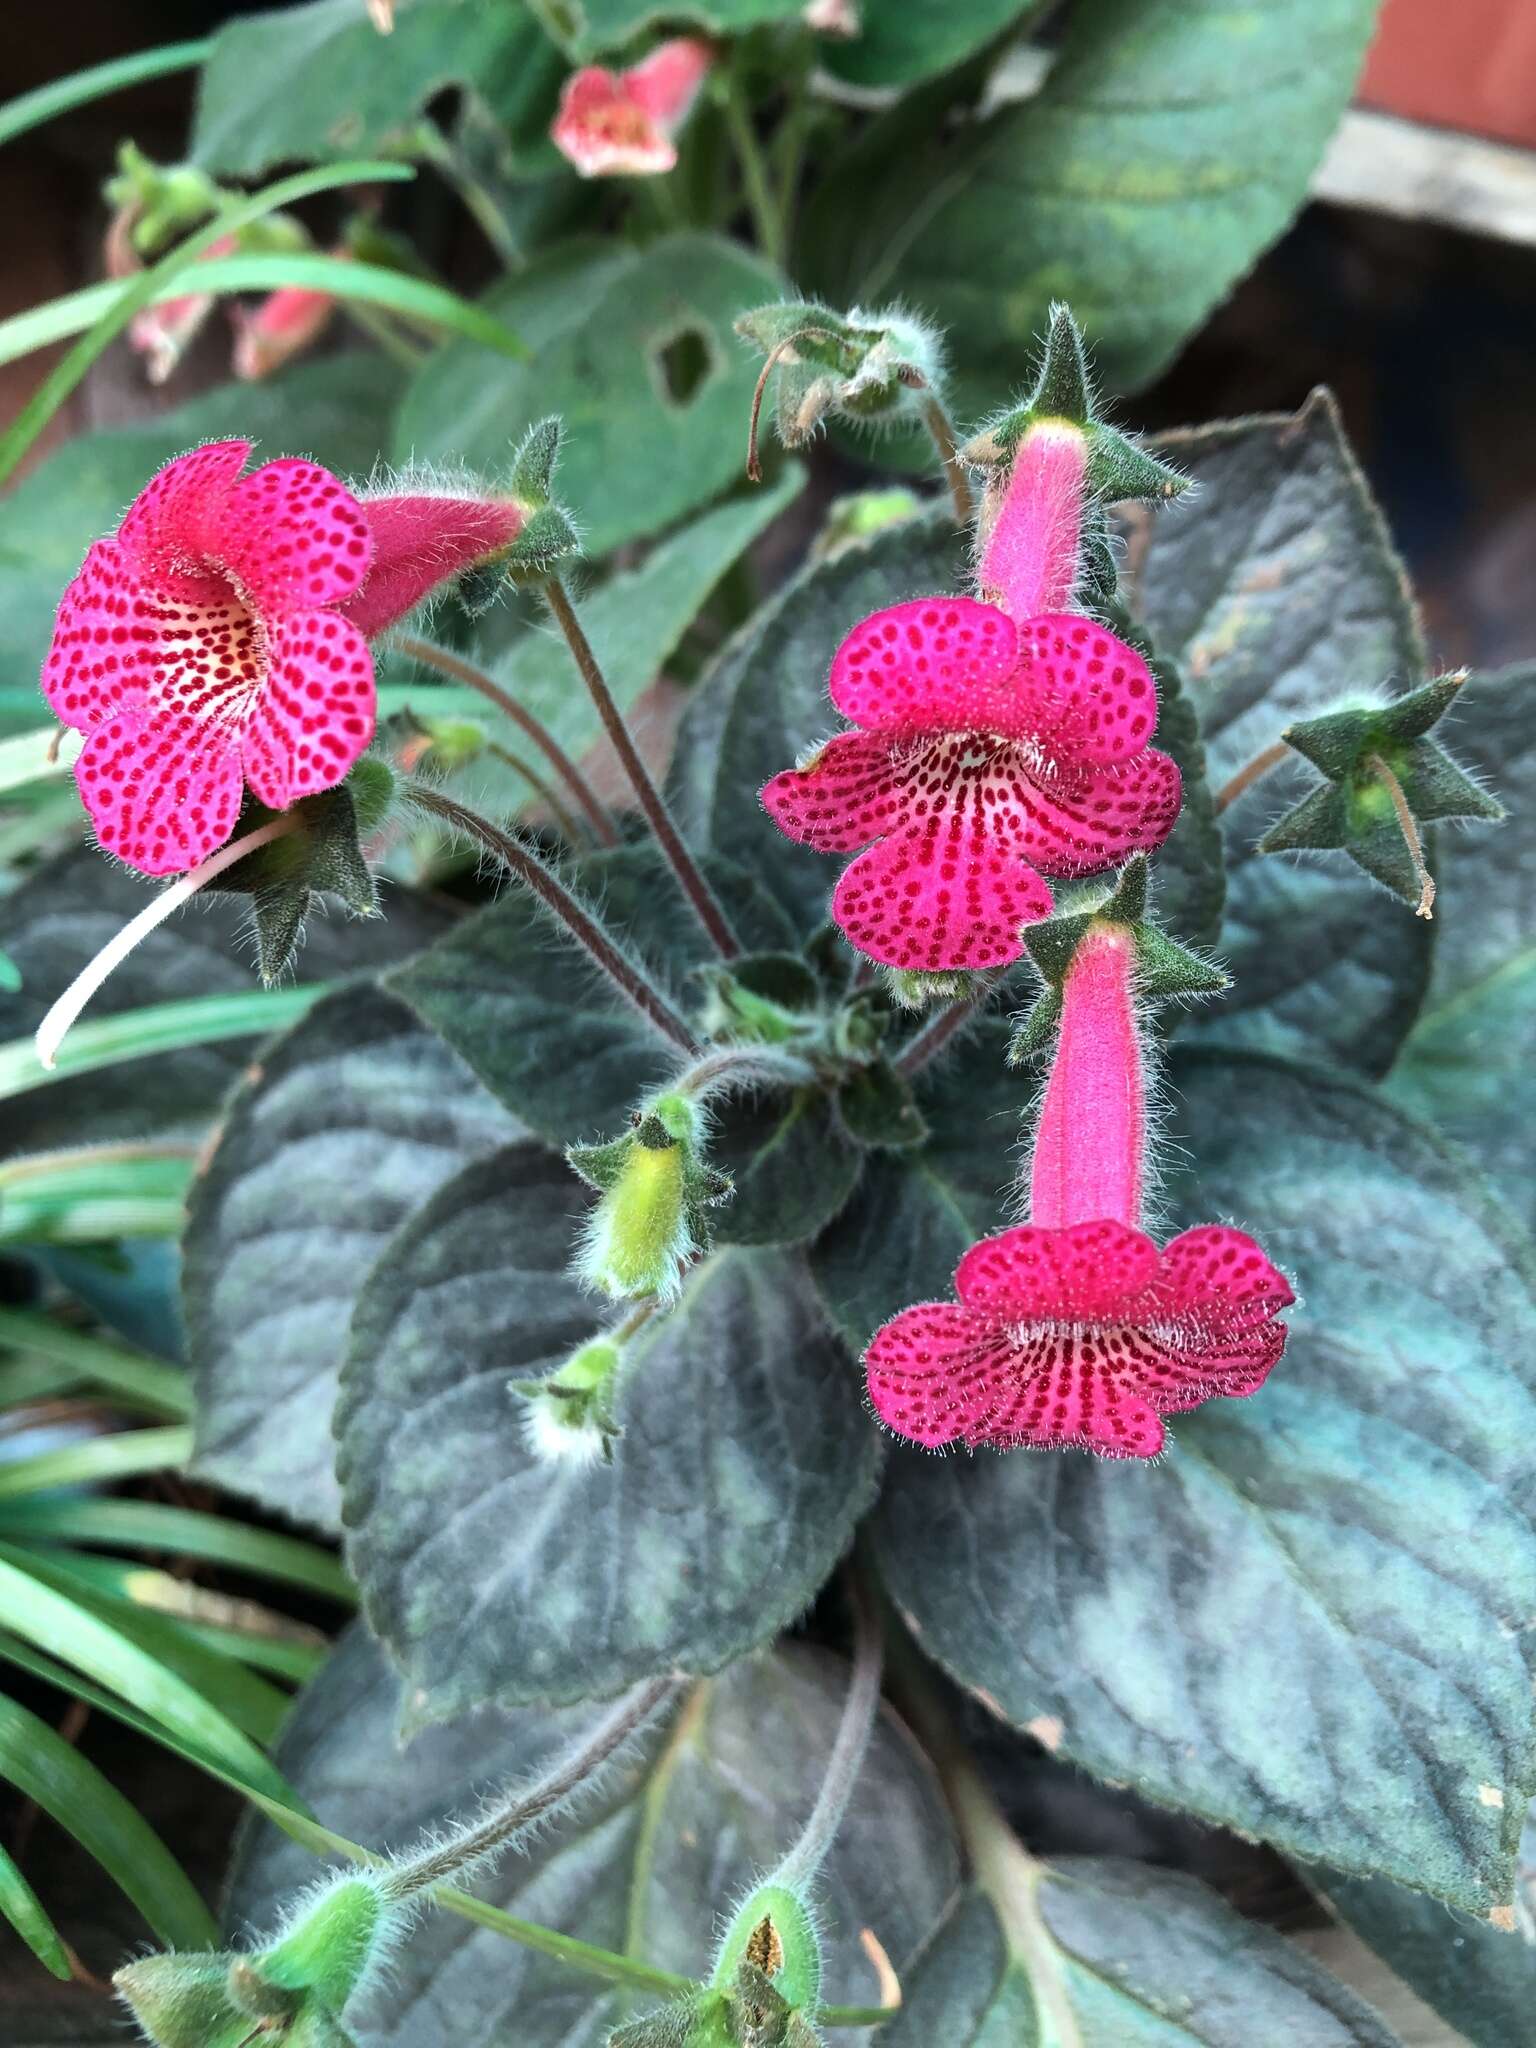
[183,984,520,1532]
[337,1142,879,1718]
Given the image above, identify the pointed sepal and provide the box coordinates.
[1010,855,1226,1064]
[502,416,580,575]
[736,300,944,469]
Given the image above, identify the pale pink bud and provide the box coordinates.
[976,419,1090,621]
[551,37,713,177]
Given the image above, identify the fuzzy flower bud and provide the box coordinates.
[569,1093,729,1303]
[713,1881,823,2020]
[232,265,342,382]
[737,301,944,476]
[514,1335,624,1466]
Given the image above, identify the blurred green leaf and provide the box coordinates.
[0,1498,352,1602]
[823,0,1044,88]
[0,252,527,371]
[395,234,785,555]
[193,0,559,176]
[537,0,800,59]
[0,1145,193,1246]
[872,1049,1536,1910]
[0,1691,218,1951]
[0,39,210,150]
[336,1142,880,1720]
[0,1306,190,1419]
[819,0,1377,402]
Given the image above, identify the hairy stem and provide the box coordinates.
[544,577,741,960]
[33,818,293,1072]
[918,391,973,524]
[894,974,1000,1080]
[778,1575,884,1887]
[385,1677,680,1897]
[485,742,584,846]
[1213,737,1291,815]
[401,784,700,1054]
[1366,750,1436,918]
[394,633,617,847]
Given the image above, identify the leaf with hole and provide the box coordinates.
[394,234,785,556]
[872,1049,1536,1909]
[1132,392,1434,1075]
[182,983,521,1534]
[336,1141,880,1719]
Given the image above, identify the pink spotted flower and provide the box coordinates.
[866,1218,1294,1460]
[551,37,712,177]
[866,916,1293,1458]
[761,599,1182,970]
[43,441,527,875]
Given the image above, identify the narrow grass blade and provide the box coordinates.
[0,1497,352,1601]
[0,984,329,1100]
[0,40,212,150]
[0,1308,190,1419]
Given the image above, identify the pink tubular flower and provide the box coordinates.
[551,37,712,177]
[977,419,1090,620]
[866,895,1293,1458]
[43,441,525,875]
[865,1218,1294,1459]
[760,598,1181,970]
[121,233,239,386]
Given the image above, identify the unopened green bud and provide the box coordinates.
[113,1954,250,2048]
[252,1874,390,2014]
[736,301,944,476]
[515,1335,624,1465]
[569,1093,729,1303]
[713,1882,823,2020]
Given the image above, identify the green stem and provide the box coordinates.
[401,783,701,1054]
[721,80,785,270]
[485,742,585,846]
[1213,737,1290,815]
[394,634,618,847]
[778,1575,883,1887]
[544,577,741,960]
[917,390,973,524]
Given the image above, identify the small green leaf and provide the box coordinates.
[336,1143,881,1720]
[836,1060,928,1151]
[394,235,787,557]
[0,1691,218,1950]
[871,1049,1536,1908]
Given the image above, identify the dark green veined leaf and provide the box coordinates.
[336,1142,880,1720]
[192,0,557,175]
[0,844,448,1159]
[0,1691,218,1951]
[226,1623,957,2042]
[872,1050,1536,1909]
[394,234,785,556]
[822,0,1045,89]
[815,0,1376,403]
[0,353,402,734]
[1132,391,1433,1075]
[1388,663,1533,1231]
[886,1868,1400,2046]
[182,984,521,1533]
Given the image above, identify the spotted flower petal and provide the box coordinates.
[1004,745,1183,876]
[216,457,373,614]
[865,1304,1019,1449]
[74,703,243,876]
[832,816,1054,970]
[956,1219,1160,1322]
[240,610,375,810]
